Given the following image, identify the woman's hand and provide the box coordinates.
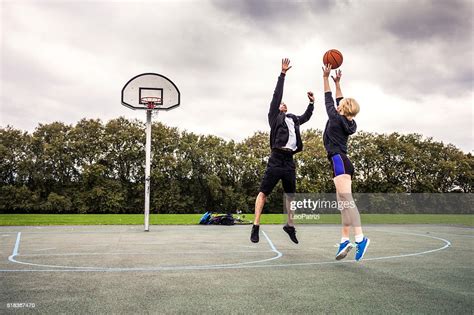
[322,63,332,78]
[331,69,342,84]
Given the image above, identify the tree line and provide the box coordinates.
[0,118,472,214]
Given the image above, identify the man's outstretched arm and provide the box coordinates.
[297,91,315,125]
[268,58,292,125]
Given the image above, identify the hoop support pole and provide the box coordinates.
[144,109,153,231]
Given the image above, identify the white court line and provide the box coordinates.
[373,229,453,246]
[5,230,283,271]
[262,230,282,258]
[1,230,450,272]
[7,232,21,262]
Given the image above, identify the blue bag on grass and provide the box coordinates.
[199,211,212,224]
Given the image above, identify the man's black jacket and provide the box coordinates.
[268,73,314,154]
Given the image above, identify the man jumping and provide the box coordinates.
[250,58,315,243]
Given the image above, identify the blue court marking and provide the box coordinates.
[1,230,451,272]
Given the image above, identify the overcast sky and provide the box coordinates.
[1,0,473,152]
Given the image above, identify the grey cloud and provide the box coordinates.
[1,0,472,152]
[373,0,474,95]
[313,0,473,97]
[1,45,69,90]
[210,0,337,39]
[212,0,306,21]
[381,0,472,41]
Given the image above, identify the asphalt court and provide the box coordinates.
[1,225,473,313]
[0,225,457,271]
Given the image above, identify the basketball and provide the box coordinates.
[323,49,343,69]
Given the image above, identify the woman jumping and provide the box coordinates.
[322,64,370,261]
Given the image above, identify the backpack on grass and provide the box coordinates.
[199,211,213,224]
[199,212,235,225]
[209,213,235,226]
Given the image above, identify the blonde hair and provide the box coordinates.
[340,98,360,118]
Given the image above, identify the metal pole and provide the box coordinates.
[144,109,152,231]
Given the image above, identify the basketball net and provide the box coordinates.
[141,97,161,117]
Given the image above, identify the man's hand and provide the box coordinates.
[307,91,315,103]
[331,69,342,84]
[281,58,292,74]
[322,63,332,78]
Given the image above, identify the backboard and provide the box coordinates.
[121,73,180,111]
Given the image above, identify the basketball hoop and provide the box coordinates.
[121,72,180,232]
[141,97,162,110]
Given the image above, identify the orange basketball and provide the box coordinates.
[323,49,343,69]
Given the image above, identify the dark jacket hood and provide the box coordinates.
[341,117,357,135]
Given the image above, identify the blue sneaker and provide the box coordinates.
[355,237,370,261]
[336,240,354,260]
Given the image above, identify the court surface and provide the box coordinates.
[1,225,473,313]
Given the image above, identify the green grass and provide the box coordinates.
[0,214,472,226]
